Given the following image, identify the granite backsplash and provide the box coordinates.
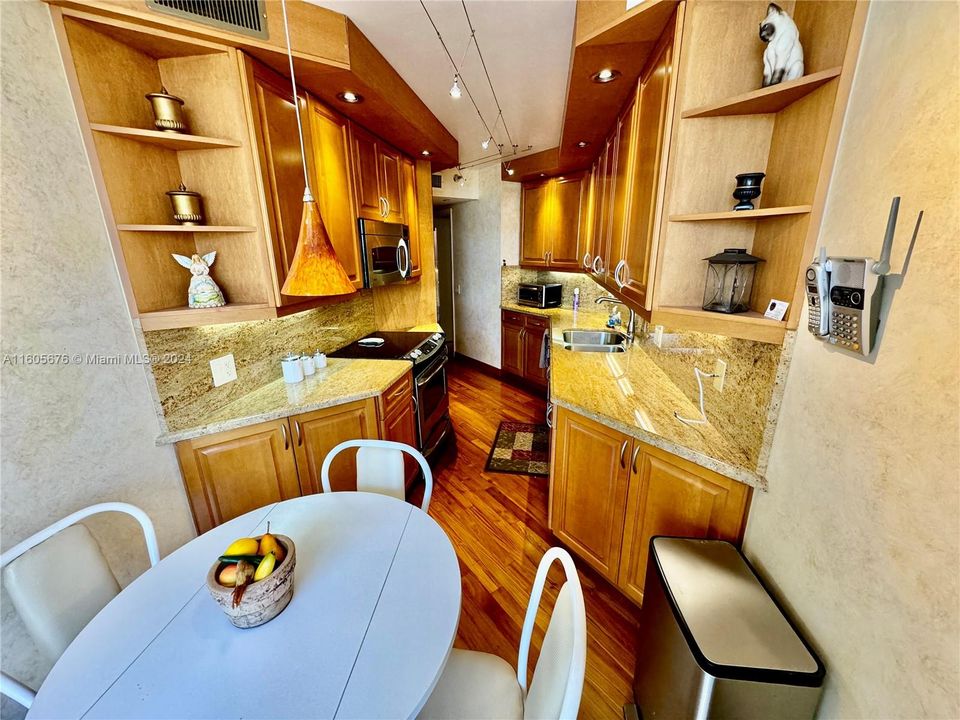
[501,266,789,473]
[140,291,377,428]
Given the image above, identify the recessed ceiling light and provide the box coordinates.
[421,150,431,157]
[539,173,546,177]
[576,140,590,148]
[591,68,621,84]
[337,91,363,104]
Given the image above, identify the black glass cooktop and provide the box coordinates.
[329,331,437,361]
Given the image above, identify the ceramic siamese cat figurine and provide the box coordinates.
[759,3,804,87]
[172,251,226,308]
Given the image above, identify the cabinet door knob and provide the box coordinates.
[280,422,289,451]
[619,440,628,469]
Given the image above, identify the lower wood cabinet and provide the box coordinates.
[501,310,549,389]
[176,418,303,534]
[291,399,379,495]
[176,380,408,532]
[549,405,750,605]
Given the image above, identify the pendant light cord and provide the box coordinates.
[281,0,313,202]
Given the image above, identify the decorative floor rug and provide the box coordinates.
[485,421,550,476]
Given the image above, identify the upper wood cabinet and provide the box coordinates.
[549,404,751,603]
[247,60,305,306]
[305,97,363,290]
[351,124,404,224]
[607,96,638,289]
[520,174,584,271]
[175,418,303,534]
[400,157,421,278]
[616,31,675,309]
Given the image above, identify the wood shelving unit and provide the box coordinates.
[681,67,843,119]
[669,205,812,222]
[90,123,241,150]
[139,303,273,331]
[652,306,786,345]
[117,224,257,233]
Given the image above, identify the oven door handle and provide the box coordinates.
[417,355,448,387]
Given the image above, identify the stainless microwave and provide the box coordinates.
[518,283,562,308]
[357,219,411,288]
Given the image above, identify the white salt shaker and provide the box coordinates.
[301,353,316,376]
[281,352,304,384]
[313,350,327,369]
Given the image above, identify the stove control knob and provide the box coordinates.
[410,349,422,359]
[433,333,443,340]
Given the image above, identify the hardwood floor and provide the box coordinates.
[427,358,642,719]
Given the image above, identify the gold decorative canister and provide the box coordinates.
[166,183,204,225]
[146,86,188,133]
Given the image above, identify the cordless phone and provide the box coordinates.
[805,253,829,337]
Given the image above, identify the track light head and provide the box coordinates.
[450,76,462,99]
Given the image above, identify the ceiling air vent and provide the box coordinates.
[432,174,442,189]
[145,0,268,40]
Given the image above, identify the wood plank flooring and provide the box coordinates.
[427,359,642,719]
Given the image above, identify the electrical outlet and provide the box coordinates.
[713,359,727,392]
[210,354,237,387]
[653,325,664,348]
[455,283,462,295]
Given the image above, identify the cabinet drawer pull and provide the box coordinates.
[280,423,289,451]
[619,440,628,469]
[294,420,303,447]
[630,444,641,474]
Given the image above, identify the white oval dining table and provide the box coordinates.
[27,492,462,720]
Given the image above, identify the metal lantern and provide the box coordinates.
[701,248,764,314]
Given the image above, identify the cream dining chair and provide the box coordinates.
[0,502,159,709]
[320,439,433,512]
[418,546,587,720]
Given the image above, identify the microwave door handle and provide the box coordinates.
[397,239,410,278]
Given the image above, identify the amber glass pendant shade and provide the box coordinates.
[280,199,356,297]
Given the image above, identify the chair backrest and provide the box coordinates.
[0,502,159,709]
[517,547,587,720]
[319,439,433,512]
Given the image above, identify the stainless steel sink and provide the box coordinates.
[561,329,627,353]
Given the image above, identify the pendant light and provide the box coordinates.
[279,0,356,297]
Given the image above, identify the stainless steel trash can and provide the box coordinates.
[634,537,825,719]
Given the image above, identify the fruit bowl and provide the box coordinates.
[206,535,296,628]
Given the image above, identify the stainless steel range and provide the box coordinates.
[329,331,452,457]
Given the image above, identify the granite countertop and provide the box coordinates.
[158,358,411,444]
[502,303,764,488]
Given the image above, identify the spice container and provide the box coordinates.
[145,87,188,133]
[166,183,204,226]
[281,353,304,384]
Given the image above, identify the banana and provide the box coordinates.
[254,551,277,582]
[224,537,259,556]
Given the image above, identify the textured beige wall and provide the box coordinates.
[0,0,196,694]
[743,2,960,717]
[451,164,506,367]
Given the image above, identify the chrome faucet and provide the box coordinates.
[595,296,636,344]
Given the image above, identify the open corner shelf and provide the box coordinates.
[138,303,274,331]
[117,224,258,233]
[652,306,787,345]
[90,124,241,150]
[681,67,843,119]
[669,205,812,222]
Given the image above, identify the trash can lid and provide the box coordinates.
[651,537,825,687]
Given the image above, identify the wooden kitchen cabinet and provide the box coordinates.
[351,123,404,224]
[290,398,379,494]
[176,418,302,534]
[616,30,675,309]
[305,96,363,290]
[378,373,419,486]
[246,59,307,306]
[617,444,749,605]
[607,96,638,288]
[550,408,632,582]
[400,157,421,278]
[548,405,751,603]
[519,175,584,270]
[501,311,525,378]
[501,310,548,390]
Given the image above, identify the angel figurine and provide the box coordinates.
[172,251,226,308]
